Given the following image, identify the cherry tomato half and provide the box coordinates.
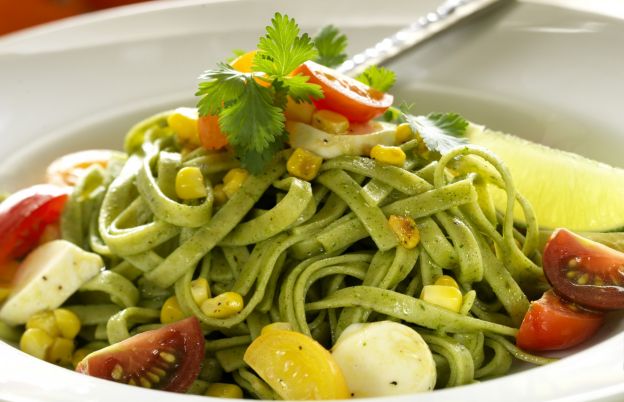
[543,228,624,310]
[0,185,69,271]
[243,329,350,400]
[516,290,604,351]
[46,149,117,187]
[76,317,204,393]
[292,61,393,123]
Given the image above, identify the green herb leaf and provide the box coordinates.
[313,25,348,68]
[253,13,318,77]
[356,66,396,92]
[281,75,323,103]
[403,112,469,154]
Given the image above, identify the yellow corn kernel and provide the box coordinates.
[201,292,244,319]
[160,296,187,324]
[395,123,413,144]
[190,278,211,306]
[167,107,200,147]
[26,311,60,338]
[420,285,463,313]
[0,286,10,303]
[370,144,406,166]
[285,96,316,124]
[54,308,81,340]
[213,183,228,205]
[205,383,244,399]
[48,337,75,366]
[388,215,420,249]
[434,275,459,289]
[20,328,54,360]
[175,167,207,200]
[222,168,249,198]
[286,148,323,181]
[311,109,349,134]
[261,322,293,336]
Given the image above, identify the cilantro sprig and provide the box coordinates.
[356,65,396,93]
[196,13,322,173]
[313,25,348,68]
[403,112,469,154]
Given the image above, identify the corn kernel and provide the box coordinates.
[20,328,54,360]
[54,308,81,339]
[388,215,420,249]
[287,148,323,181]
[420,285,463,313]
[205,383,244,399]
[370,144,406,166]
[261,322,293,336]
[48,337,75,366]
[395,123,413,144]
[167,107,200,147]
[0,286,10,303]
[190,278,211,306]
[26,311,60,338]
[311,109,349,134]
[161,296,187,324]
[222,168,249,198]
[201,292,244,318]
[434,275,459,289]
[213,183,228,205]
[175,167,207,200]
[285,97,316,124]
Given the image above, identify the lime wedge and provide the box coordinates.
[467,125,624,231]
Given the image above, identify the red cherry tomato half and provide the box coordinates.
[543,228,624,310]
[516,290,604,351]
[292,61,393,123]
[0,185,69,270]
[76,317,204,393]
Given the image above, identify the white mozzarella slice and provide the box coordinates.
[0,240,103,325]
[331,321,437,398]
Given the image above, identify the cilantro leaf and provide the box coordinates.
[313,25,348,68]
[281,75,323,103]
[253,13,318,77]
[403,112,469,154]
[218,81,284,153]
[356,66,396,92]
[196,63,249,115]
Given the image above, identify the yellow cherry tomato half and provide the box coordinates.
[243,330,350,400]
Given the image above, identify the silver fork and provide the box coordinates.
[337,0,510,76]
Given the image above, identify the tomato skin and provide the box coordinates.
[543,228,624,310]
[243,329,350,400]
[76,317,204,393]
[46,149,116,187]
[516,290,604,351]
[0,185,69,270]
[292,61,393,123]
[198,115,229,150]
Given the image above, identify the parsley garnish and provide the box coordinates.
[356,65,396,92]
[403,112,469,154]
[196,13,322,173]
[313,25,348,68]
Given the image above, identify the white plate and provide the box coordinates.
[1,0,624,401]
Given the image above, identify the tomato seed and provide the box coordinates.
[111,364,124,380]
[139,377,152,388]
[159,351,176,363]
[577,273,589,285]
